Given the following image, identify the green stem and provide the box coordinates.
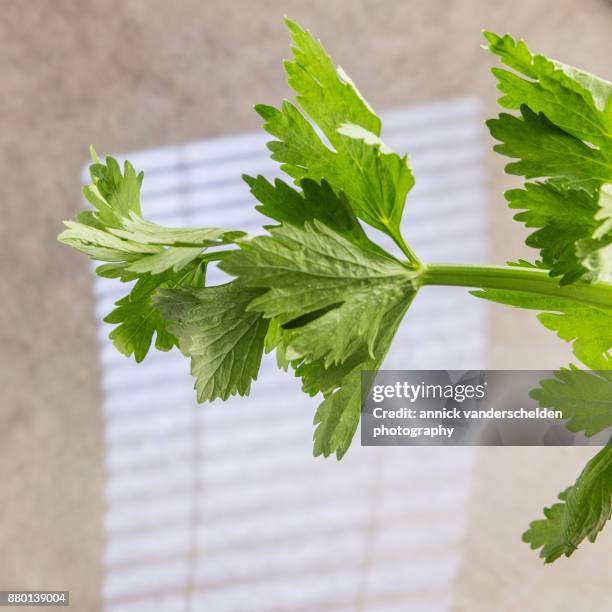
[390,229,421,268]
[422,263,612,311]
[200,249,235,263]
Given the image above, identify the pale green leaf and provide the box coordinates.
[105,262,205,362]
[311,300,409,458]
[523,444,612,562]
[155,282,269,401]
[220,220,417,367]
[471,289,612,369]
[83,155,143,227]
[255,20,415,243]
[59,156,247,278]
[531,368,612,437]
[59,155,248,362]
[283,18,380,145]
[220,218,415,458]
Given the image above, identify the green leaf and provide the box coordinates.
[531,367,612,437]
[59,155,247,279]
[220,220,417,367]
[255,21,415,247]
[283,18,381,145]
[487,106,611,192]
[485,34,612,284]
[59,154,248,362]
[471,289,612,369]
[297,348,370,397]
[83,154,143,227]
[505,182,598,284]
[59,211,245,278]
[109,214,246,247]
[242,108,417,451]
[523,444,612,563]
[312,367,362,459]
[485,31,612,146]
[594,183,612,239]
[311,299,409,459]
[59,220,160,263]
[155,282,270,402]
[506,258,548,269]
[244,175,389,257]
[578,184,612,283]
[220,219,417,458]
[538,308,612,370]
[105,263,205,362]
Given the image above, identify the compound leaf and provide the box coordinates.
[220,219,417,457]
[523,444,612,562]
[59,154,247,361]
[220,220,417,367]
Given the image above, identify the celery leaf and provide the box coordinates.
[523,444,612,562]
[220,220,417,457]
[59,155,247,361]
[220,221,417,367]
[155,282,269,401]
[256,20,414,246]
[486,32,612,284]
[531,367,612,438]
[471,289,612,369]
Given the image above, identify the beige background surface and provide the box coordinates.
[1,1,611,610]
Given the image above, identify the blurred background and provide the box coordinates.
[2,1,611,610]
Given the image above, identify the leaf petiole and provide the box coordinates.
[422,263,612,311]
[198,249,237,263]
[389,228,422,269]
